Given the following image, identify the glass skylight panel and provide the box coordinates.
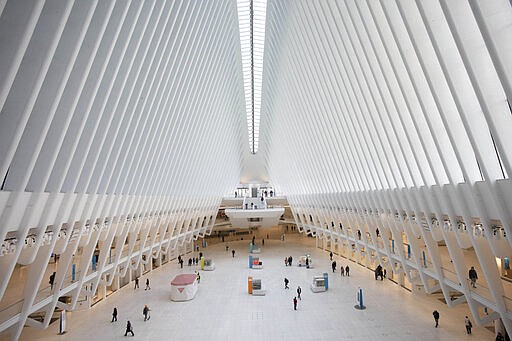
[237,0,267,154]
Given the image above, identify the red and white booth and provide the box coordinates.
[170,274,198,301]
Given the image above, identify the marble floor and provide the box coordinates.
[19,235,492,340]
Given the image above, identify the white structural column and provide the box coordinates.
[260,0,512,336]
[0,1,245,339]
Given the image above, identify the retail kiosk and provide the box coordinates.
[311,273,329,292]
[200,257,215,271]
[247,276,266,296]
[248,255,263,269]
[298,254,313,268]
[170,274,198,301]
[249,242,261,254]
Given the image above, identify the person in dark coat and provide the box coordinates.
[284,278,289,289]
[112,307,118,322]
[143,305,150,321]
[332,261,337,273]
[293,297,298,310]
[288,256,292,266]
[145,278,150,290]
[465,316,472,334]
[49,272,56,291]
[232,249,235,258]
[124,320,134,336]
[345,265,350,276]
[433,310,440,328]
[297,286,302,300]
[134,277,139,289]
[329,252,333,261]
[469,266,478,288]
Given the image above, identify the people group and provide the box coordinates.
[284,256,293,266]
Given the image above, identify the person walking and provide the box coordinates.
[112,307,118,322]
[329,251,333,261]
[345,265,350,276]
[288,256,293,266]
[433,310,440,328]
[145,278,150,290]
[262,239,264,246]
[179,258,184,268]
[284,278,289,289]
[49,272,56,291]
[134,277,139,289]
[469,266,478,288]
[465,316,472,334]
[293,297,298,310]
[305,257,309,268]
[297,286,302,300]
[285,257,288,266]
[124,320,134,336]
[340,266,345,276]
[332,261,337,273]
[226,244,229,252]
[232,249,235,258]
[143,305,150,321]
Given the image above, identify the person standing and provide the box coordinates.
[332,261,337,273]
[297,286,302,300]
[262,239,264,246]
[285,257,288,266]
[143,305,150,321]
[134,277,139,289]
[305,257,309,269]
[179,258,184,268]
[112,307,118,322]
[329,251,333,261]
[340,266,344,276]
[469,266,478,288]
[124,320,134,336]
[293,297,298,310]
[433,310,440,328]
[49,272,56,291]
[284,278,289,289]
[145,278,150,290]
[465,316,472,334]
[232,249,235,258]
[345,265,350,276]
[226,244,229,252]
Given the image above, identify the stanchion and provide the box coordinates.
[58,310,67,334]
[354,287,366,310]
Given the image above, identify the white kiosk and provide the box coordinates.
[248,276,266,296]
[298,254,313,268]
[249,255,263,269]
[201,258,215,271]
[170,274,198,301]
[249,242,261,254]
[311,273,329,293]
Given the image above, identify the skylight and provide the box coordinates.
[237,0,267,154]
